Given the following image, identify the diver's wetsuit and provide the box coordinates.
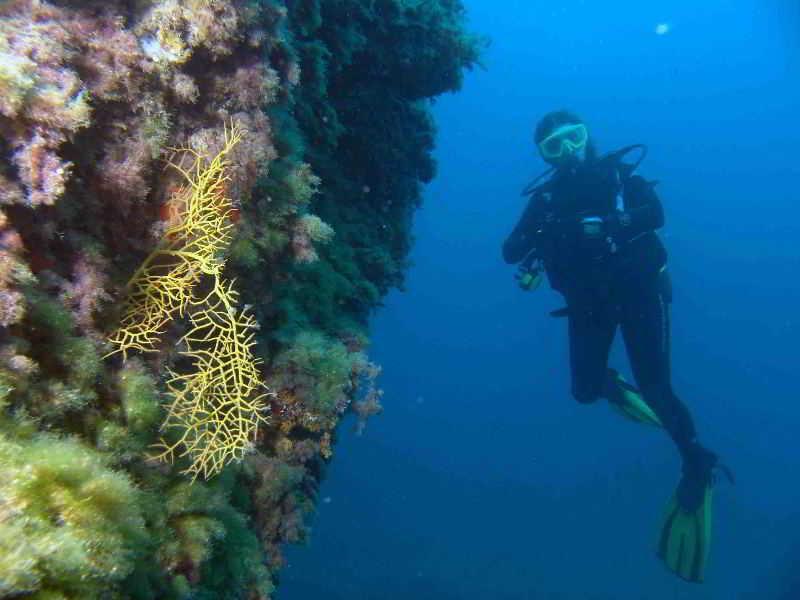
[503,157,697,460]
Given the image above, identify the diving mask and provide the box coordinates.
[538,123,588,161]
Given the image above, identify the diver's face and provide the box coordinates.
[538,123,589,167]
[552,144,587,168]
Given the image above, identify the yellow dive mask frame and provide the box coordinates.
[538,123,588,160]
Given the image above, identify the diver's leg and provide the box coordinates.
[567,295,616,404]
[619,270,722,503]
[620,270,728,584]
[618,269,697,457]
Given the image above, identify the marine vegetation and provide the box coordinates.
[0,0,483,596]
[109,122,271,480]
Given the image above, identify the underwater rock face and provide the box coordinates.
[0,0,481,596]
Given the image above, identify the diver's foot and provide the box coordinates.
[660,443,733,583]
[677,443,732,512]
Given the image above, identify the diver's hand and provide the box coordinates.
[515,260,542,292]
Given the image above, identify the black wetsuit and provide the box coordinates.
[503,157,697,460]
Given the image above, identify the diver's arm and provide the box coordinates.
[502,197,543,264]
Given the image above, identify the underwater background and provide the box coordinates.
[0,0,798,598]
[280,0,800,598]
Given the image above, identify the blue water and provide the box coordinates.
[280,1,800,598]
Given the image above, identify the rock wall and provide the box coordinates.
[0,0,482,597]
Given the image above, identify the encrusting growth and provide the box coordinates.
[108,122,270,479]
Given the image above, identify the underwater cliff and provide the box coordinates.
[0,0,482,597]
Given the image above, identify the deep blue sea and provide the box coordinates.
[280,1,800,598]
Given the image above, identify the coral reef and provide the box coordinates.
[0,0,482,596]
[110,123,271,479]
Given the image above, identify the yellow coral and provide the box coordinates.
[155,273,270,480]
[108,122,270,479]
[108,122,242,358]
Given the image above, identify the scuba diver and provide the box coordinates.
[503,110,732,583]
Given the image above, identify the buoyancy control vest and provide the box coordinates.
[520,145,666,292]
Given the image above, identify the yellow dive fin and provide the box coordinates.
[604,369,662,427]
[657,484,713,583]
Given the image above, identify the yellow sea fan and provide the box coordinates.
[107,122,272,479]
[107,122,243,358]
[154,273,271,480]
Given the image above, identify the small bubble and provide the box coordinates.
[655,23,671,35]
